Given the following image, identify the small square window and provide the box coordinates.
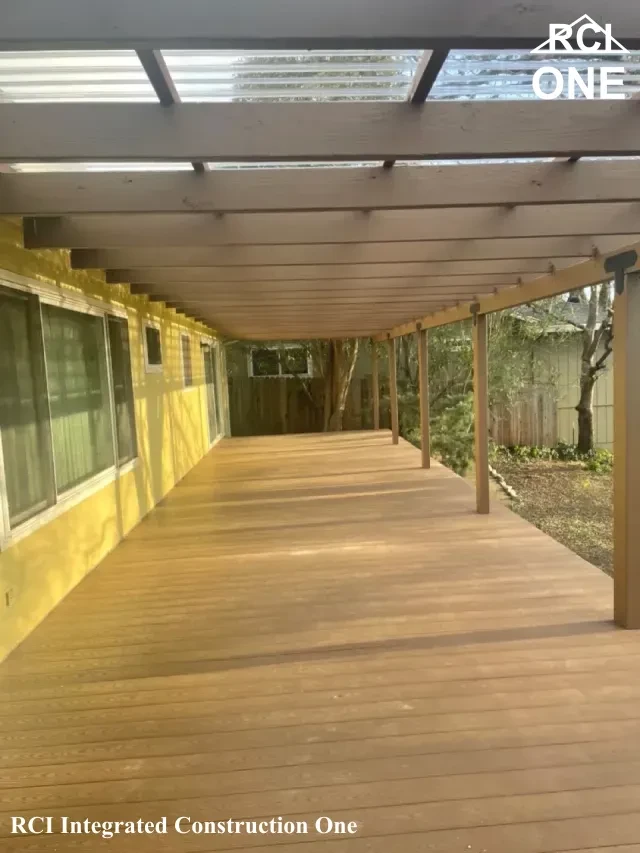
[283,347,309,376]
[181,334,193,387]
[252,348,280,377]
[144,324,162,372]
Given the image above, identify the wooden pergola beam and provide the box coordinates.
[388,338,399,445]
[70,237,631,269]
[383,49,448,168]
[472,312,490,514]
[614,270,640,628]
[109,268,540,285]
[417,325,430,469]
[377,238,640,339]
[3,1,639,50]
[371,340,380,431]
[10,161,640,215]
[135,49,206,174]
[4,101,640,163]
[24,205,640,248]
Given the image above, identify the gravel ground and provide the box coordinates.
[492,459,613,575]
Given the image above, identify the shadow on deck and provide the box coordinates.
[3,432,640,853]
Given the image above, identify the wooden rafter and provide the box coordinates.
[23,205,640,248]
[383,48,448,168]
[105,260,581,284]
[376,238,640,340]
[3,101,640,163]
[135,49,206,174]
[69,237,632,269]
[8,161,640,215]
[2,1,639,50]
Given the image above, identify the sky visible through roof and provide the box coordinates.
[2,48,639,172]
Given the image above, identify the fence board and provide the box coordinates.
[490,389,558,448]
[229,377,385,436]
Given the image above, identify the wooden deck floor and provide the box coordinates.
[2,432,640,853]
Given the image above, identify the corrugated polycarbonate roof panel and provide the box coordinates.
[163,50,423,101]
[13,162,193,172]
[0,51,157,102]
[431,50,640,100]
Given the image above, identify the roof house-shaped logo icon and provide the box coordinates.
[532,15,628,54]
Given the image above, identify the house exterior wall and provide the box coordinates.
[536,337,613,450]
[0,217,228,660]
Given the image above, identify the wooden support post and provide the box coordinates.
[417,325,431,468]
[371,338,380,430]
[387,336,399,445]
[472,311,490,514]
[614,270,640,628]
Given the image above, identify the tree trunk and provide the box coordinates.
[576,372,596,454]
[323,339,359,431]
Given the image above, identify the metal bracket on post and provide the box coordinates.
[416,321,422,332]
[469,301,481,326]
[604,250,638,296]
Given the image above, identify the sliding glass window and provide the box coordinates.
[107,316,137,466]
[0,286,55,526]
[41,305,114,493]
[0,283,143,538]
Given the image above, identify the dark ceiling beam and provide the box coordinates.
[383,48,449,168]
[2,1,639,50]
[135,49,207,174]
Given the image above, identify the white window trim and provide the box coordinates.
[0,267,128,319]
[248,345,312,379]
[0,270,140,550]
[180,332,195,390]
[143,320,163,373]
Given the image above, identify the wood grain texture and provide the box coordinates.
[8,161,640,214]
[381,238,640,341]
[1,432,635,852]
[614,271,640,628]
[70,237,634,269]
[24,205,640,249]
[5,101,640,163]
[2,0,640,50]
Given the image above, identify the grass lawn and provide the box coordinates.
[491,458,613,575]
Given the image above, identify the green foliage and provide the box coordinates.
[430,394,475,476]
[584,448,614,474]
[492,442,613,474]
[395,311,549,477]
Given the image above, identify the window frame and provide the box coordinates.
[248,345,312,379]
[180,332,194,389]
[0,268,139,551]
[143,321,163,373]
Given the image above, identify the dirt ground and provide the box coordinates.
[491,459,613,575]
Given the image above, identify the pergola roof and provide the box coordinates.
[1,1,640,340]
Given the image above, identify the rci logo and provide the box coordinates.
[531,15,628,100]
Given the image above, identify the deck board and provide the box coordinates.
[1,431,637,852]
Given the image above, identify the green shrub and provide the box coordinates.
[430,393,475,476]
[584,448,614,474]
[491,441,613,474]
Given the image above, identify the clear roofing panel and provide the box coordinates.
[12,162,193,173]
[431,51,640,100]
[163,50,423,102]
[5,48,640,174]
[0,51,157,103]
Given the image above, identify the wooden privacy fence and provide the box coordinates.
[231,376,560,447]
[490,388,558,448]
[229,377,390,436]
